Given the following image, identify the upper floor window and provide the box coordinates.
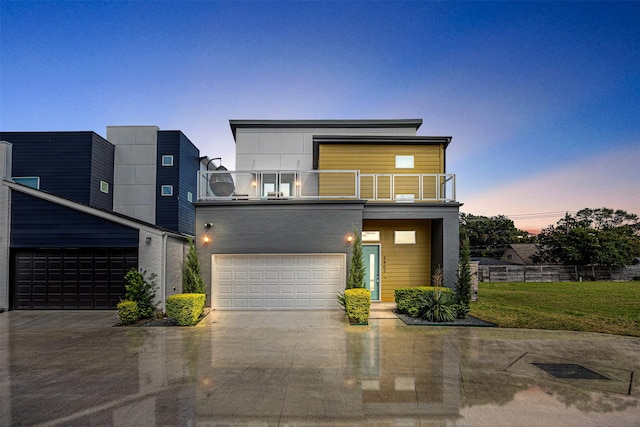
[394,230,416,244]
[12,176,40,189]
[187,191,193,202]
[161,185,173,196]
[395,155,414,169]
[362,231,380,242]
[100,181,109,194]
[162,155,174,166]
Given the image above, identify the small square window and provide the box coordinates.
[395,155,414,169]
[394,230,416,244]
[187,191,193,202]
[162,155,174,166]
[362,231,380,242]
[161,185,173,196]
[12,176,40,189]
[100,181,109,194]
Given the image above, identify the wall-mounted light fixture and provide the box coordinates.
[204,222,213,229]
[203,236,211,245]
[346,234,354,244]
[146,237,152,244]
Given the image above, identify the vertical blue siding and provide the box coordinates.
[178,132,199,235]
[90,133,115,210]
[156,131,198,235]
[156,131,180,232]
[10,192,138,248]
[0,131,114,209]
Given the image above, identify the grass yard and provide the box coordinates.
[470,281,640,337]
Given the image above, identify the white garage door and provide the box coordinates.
[212,254,346,310]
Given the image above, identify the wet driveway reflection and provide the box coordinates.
[0,310,638,426]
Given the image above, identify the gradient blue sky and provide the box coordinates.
[1,1,638,232]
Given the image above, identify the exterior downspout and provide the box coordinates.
[161,232,167,311]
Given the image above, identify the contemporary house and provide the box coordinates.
[0,127,201,311]
[195,119,461,310]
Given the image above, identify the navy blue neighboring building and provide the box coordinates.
[0,128,201,310]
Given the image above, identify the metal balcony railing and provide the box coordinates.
[198,170,456,202]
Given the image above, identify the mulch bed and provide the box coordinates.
[394,311,496,327]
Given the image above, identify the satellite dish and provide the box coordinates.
[208,165,235,197]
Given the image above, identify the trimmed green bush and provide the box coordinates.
[344,288,371,324]
[166,293,206,326]
[395,286,454,315]
[117,300,140,325]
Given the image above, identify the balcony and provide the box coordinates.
[198,170,456,202]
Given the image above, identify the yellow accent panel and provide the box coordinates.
[363,219,432,302]
[319,144,443,174]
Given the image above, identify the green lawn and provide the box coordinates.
[470,281,640,337]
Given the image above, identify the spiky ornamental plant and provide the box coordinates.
[347,227,365,289]
[182,238,205,294]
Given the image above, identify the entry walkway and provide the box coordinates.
[0,310,638,426]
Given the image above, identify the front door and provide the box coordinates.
[362,245,380,301]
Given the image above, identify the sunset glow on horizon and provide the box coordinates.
[1,1,638,231]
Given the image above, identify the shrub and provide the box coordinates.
[336,292,346,312]
[452,302,470,319]
[124,269,157,319]
[183,238,205,294]
[455,233,472,306]
[117,300,139,325]
[344,288,370,324]
[347,227,365,289]
[395,286,454,315]
[166,293,206,326]
[418,290,455,322]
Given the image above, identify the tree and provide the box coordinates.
[460,213,533,258]
[124,269,157,319]
[532,208,640,267]
[183,238,205,294]
[347,227,365,289]
[455,231,472,306]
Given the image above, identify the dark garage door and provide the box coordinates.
[12,248,138,309]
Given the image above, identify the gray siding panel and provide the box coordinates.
[195,201,366,296]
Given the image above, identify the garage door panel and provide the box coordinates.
[233,271,248,280]
[213,254,345,310]
[12,248,137,310]
[249,271,264,280]
[265,284,279,294]
[265,271,279,280]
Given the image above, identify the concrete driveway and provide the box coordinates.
[0,309,639,426]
